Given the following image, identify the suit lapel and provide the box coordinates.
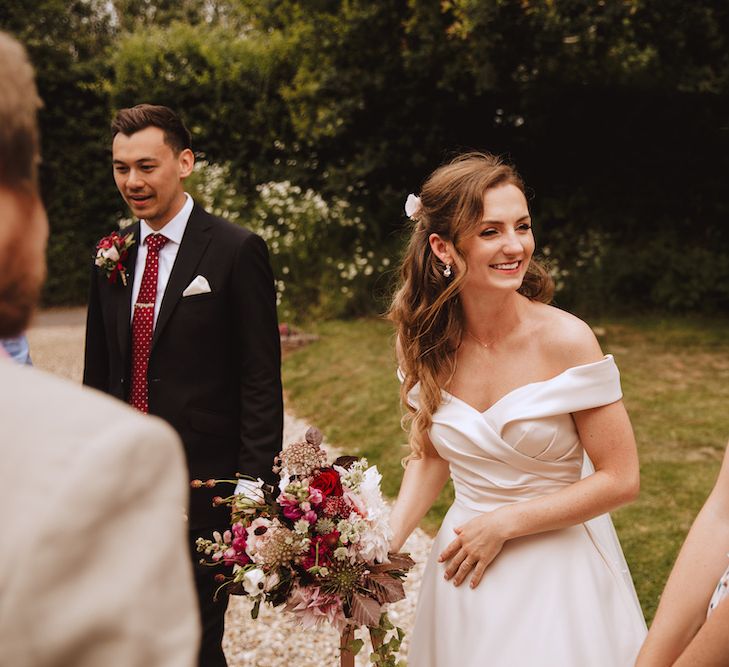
[116,222,140,363]
[152,205,213,349]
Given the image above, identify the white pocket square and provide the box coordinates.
[182,275,211,297]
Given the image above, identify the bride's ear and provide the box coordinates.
[428,233,453,266]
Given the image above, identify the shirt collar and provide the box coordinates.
[139,193,194,246]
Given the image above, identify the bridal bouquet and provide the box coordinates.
[193,428,414,666]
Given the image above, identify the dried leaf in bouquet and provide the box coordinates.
[364,572,406,605]
[371,553,416,573]
[332,455,360,470]
[350,593,382,628]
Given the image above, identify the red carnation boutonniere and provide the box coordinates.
[95,231,135,286]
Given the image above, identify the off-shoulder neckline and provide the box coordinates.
[438,354,615,416]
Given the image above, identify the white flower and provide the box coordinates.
[337,514,368,545]
[234,478,265,505]
[242,568,266,597]
[337,458,368,493]
[349,466,391,563]
[234,478,264,495]
[294,519,310,534]
[102,246,120,262]
[404,193,421,219]
[245,517,272,557]
[278,472,292,495]
[360,466,388,517]
[357,521,391,564]
[315,518,335,534]
[333,546,350,561]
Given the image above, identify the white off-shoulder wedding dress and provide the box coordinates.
[401,355,647,667]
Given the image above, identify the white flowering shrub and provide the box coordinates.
[186,162,392,319]
[248,181,391,319]
[186,158,248,223]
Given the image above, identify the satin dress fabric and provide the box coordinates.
[707,561,729,617]
[401,355,647,667]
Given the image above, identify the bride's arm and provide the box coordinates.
[635,443,729,667]
[389,439,450,553]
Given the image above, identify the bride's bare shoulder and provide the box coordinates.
[528,302,604,369]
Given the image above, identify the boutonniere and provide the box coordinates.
[95,231,135,286]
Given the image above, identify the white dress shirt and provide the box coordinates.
[131,193,194,328]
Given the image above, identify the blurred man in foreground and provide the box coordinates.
[0,31,200,666]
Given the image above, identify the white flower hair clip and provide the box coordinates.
[404,193,422,220]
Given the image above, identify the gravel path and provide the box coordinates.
[26,308,432,667]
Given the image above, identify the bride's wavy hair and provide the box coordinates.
[388,152,554,461]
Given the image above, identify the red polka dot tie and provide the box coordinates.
[129,233,168,413]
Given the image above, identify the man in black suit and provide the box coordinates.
[83,104,283,667]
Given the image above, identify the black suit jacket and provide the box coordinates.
[83,204,284,529]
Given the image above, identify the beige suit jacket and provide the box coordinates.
[0,359,200,666]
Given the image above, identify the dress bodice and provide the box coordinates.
[400,355,622,512]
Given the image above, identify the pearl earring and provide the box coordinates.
[443,263,452,278]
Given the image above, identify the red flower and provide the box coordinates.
[95,231,135,286]
[321,530,340,550]
[310,468,343,498]
[301,531,340,570]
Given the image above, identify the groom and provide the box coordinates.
[83,104,283,667]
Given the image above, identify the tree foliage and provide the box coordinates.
[3,0,728,314]
[1,0,119,303]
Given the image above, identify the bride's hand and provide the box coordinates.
[438,510,509,588]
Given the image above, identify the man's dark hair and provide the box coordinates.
[111,104,192,153]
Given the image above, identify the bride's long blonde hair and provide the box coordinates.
[388,152,554,461]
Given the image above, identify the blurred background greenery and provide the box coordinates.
[2,1,728,318]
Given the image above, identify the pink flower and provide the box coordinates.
[308,487,324,506]
[285,586,347,633]
[283,504,304,520]
[227,552,251,566]
[303,510,318,524]
[279,492,303,520]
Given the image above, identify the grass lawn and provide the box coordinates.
[282,316,729,623]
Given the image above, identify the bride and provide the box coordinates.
[388,152,647,666]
